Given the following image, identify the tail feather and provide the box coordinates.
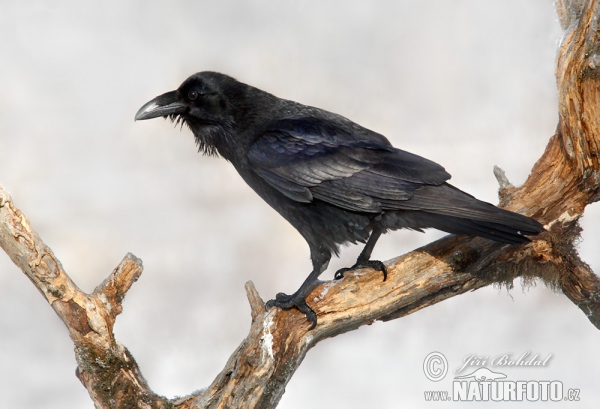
[419,213,540,244]
[398,183,544,244]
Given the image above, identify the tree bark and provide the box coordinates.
[1,1,599,408]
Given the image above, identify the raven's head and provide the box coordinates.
[135,71,253,158]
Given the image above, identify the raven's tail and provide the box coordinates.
[399,183,544,244]
[418,212,542,244]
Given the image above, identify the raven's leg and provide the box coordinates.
[265,248,331,330]
[335,225,387,280]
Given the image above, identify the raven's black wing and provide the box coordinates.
[247,117,450,212]
[247,116,543,243]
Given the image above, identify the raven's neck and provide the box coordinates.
[215,89,282,164]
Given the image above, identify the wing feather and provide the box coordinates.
[247,117,450,212]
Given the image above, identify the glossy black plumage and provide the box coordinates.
[135,71,544,328]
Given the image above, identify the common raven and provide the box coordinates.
[135,72,543,329]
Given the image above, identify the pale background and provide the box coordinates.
[1,1,599,408]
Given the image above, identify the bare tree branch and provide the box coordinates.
[1,1,600,408]
[0,189,169,408]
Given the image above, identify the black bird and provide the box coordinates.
[135,72,543,329]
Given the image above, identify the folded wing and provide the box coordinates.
[247,117,450,212]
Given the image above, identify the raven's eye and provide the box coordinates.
[188,91,199,100]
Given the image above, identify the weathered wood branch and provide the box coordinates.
[0,189,170,408]
[1,1,600,408]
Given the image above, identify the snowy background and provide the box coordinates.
[1,1,599,408]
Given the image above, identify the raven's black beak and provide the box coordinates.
[135,90,187,121]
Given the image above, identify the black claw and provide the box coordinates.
[265,299,276,311]
[375,261,387,281]
[295,300,317,330]
[334,259,387,281]
[334,267,351,280]
[265,293,318,330]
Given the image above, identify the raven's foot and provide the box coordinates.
[334,259,387,281]
[265,292,317,330]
